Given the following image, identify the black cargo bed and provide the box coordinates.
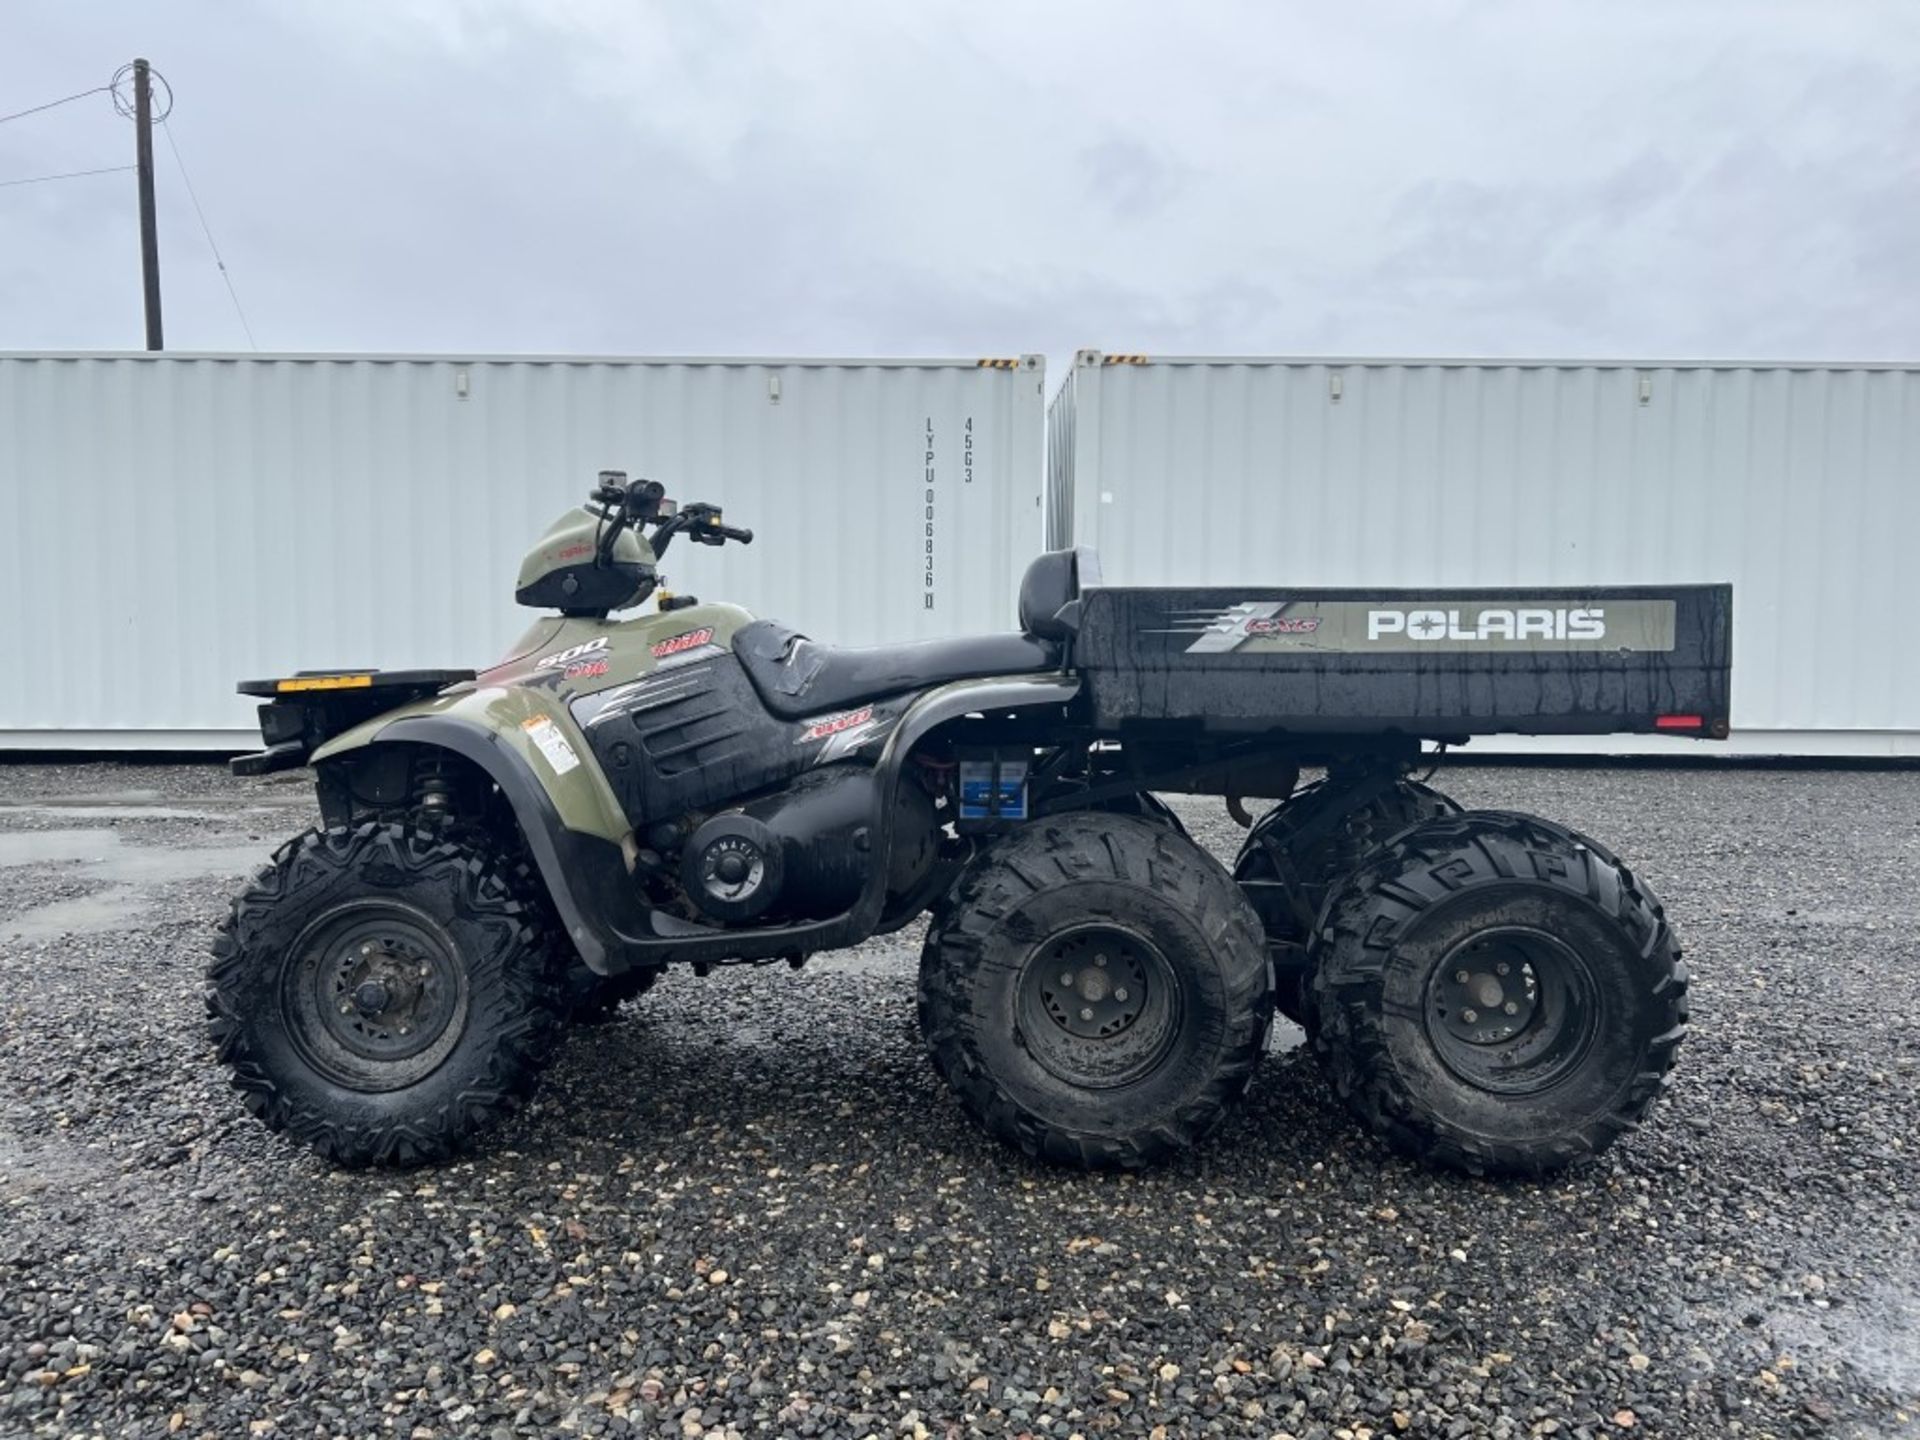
[1075,585,1731,740]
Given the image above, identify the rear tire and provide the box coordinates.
[918,815,1272,1169]
[1234,776,1459,1026]
[1311,810,1687,1177]
[207,823,567,1167]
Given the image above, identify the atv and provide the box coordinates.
[212,470,1730,1174]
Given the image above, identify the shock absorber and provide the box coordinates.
[413,755,455,822]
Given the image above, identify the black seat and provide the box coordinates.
[734,547,1098,721]
[734,624,1058,720]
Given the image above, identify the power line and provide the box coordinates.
[0,163,134,189]
[160,117,257,350]
[0,85,110,128]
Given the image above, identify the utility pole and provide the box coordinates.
[132,57,163,350]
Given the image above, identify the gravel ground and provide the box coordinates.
[0,760,1916,1440]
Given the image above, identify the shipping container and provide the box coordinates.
[0,352,1045,749]
[1049,352,1920,757]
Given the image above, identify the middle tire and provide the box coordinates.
[918,814,1272,1168]
[1234,775,1460,1027]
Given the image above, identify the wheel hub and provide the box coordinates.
[1423,927,1597,1097]
[281,902,471,1092]
[351,978,393,1016]
[1434,943,1539,1045]
[1012,925,1182,1091]
[1039,934,1148,1039]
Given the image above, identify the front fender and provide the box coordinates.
[314,685,628,842]
[313,685,642,973]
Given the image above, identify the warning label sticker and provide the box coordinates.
[521,715,580,775]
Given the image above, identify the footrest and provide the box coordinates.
[230,740,308,777]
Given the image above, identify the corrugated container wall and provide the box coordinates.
[1049,352,1920,756]
[0,353,1045,748]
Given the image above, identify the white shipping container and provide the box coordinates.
[0,352,1045,749]
[1049,351,1920,757]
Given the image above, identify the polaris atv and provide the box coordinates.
[212,471,1730,1174]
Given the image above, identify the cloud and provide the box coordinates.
[1,0,1915,377]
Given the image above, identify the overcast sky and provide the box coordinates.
[4,1,1917,378]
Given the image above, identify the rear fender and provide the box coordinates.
[313,686,642,974]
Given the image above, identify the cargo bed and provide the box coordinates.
[1075,585,1731,740]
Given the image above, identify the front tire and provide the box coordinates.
[207,823,567,1167]
[1311,810,1687,1176]
[918,815,1272,1169]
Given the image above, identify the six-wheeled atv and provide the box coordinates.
[212,471,1730,1174]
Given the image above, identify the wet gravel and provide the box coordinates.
[0,759,1916,1440]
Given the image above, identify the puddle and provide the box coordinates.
[0,788,171,807]
[0,1130,115,1199]
[0,789,303,825]
[1770,1275,1920,1401]
[0,804,231,822]
[0,829,271,940]
[0,829,269,879]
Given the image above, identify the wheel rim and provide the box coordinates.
[1423,926,1599,1096]
[1014,924,1182,1090]
[280,900,470,1093]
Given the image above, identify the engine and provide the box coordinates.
[677,765,937,924]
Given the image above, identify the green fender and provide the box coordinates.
[312,686,648,973]
[313,684,631,844]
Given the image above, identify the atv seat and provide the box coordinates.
[733,547,1095,721]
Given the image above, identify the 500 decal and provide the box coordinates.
[535,637,609,671]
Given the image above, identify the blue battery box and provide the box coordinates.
[958,755,1029,824]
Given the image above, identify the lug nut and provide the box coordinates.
[339,1001,353,1014]
[1495,961,1510,977]
[361,943,374,956]
[418,965,431,979]
[1462,1008,1479,1023]
[1504,1001,1518,1015]
[1095,955,1108,968]
[397,1025,410,1036]
[1060,973,1075,988]
[1079,1007,1094,1021]
[1114,988,1129,1003]
[1454,970,1470,984]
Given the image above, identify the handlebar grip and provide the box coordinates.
[723,525,754,544]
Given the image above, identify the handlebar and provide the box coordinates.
[587,472,750,565]
[690,511,754,546]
